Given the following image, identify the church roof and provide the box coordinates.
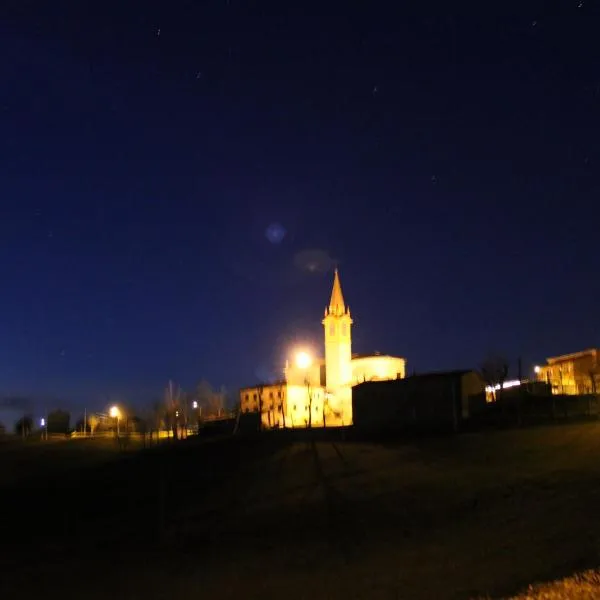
[328,269,346,316]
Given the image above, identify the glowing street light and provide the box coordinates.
[192,400,198,409]
[40,418,45,427]
[109,405,121,436]
[295,351,312,370]
[534,365,541,375]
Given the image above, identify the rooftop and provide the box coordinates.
[354,369,475,388]
[547,349,599,364]
[352,353,405,360]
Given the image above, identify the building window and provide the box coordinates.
[277,391,281,398]
[253,393,257,400]
[293,404,297,411]
[269,392,273,399]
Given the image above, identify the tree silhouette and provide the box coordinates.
[480,355,509,402]
[15,416,33,438]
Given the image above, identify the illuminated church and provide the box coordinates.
[240,270,406,428]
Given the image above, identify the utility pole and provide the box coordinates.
[84,407,87,437]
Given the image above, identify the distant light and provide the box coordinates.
[534,365,541,374]
[192,401,198,409]
[295,351,312,370]
[175,411,179,418]
[109,406,121,419]
[485,379,522,393]
[40,418,45,427]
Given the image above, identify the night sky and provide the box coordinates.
[1,1,599,410]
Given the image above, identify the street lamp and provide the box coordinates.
[192,400,198,409]
[295,351,312,370]
[109,405,121,436]
[534,365,541,375]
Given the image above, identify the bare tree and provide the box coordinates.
[257,384,264,431]
[164,380,183,440]
[306,381,313,428]
[15,415,33,438]
[151,400,165,443]
[480,355,509,402]
[194,380,225,419]
[588,369,599,416]
[279,381,286,428]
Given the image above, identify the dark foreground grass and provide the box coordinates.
[2,422,600,599]
[0,435,144,486]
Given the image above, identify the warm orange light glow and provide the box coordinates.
[295,351,312,369]
[109,406,121,419]
[534,365,541,374]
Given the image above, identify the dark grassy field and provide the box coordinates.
[2,423,600,599]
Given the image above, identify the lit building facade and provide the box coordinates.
[239,270,406,427]
[535,349,600,395]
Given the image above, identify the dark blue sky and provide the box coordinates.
[1,1,599,408]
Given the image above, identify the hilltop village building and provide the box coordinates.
[535,349,600,395]
[240,270,406,428]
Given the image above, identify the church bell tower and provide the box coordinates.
[322,269,353,396]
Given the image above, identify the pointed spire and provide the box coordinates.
[328,269,346,316]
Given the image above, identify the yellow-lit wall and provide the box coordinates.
[239,383,352,428]
[537,349,600,395]
[285,385,326,427]
[351,355,406,385]
[240,383,286,423]
[239,354,407,429]
[284,359,323,388]
[323,312,353,390]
